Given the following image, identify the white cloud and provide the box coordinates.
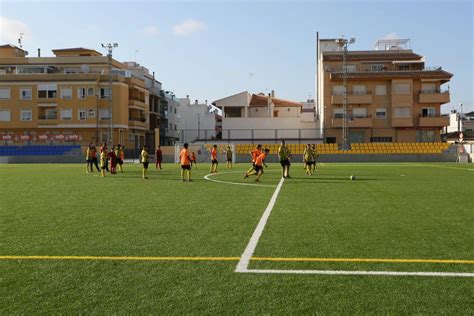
[142,26,159,36]
[173,19,205,36]
[382,32,399,40]
[0,16,31,44]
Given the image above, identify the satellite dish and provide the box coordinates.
[81,64,90,73]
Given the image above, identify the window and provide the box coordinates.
[100,87,111,99]
[20,88,32,100]
[417,130,435,142]
[169,106,173,113]
[353,108,367,118]
[77,87,86,99]
[421,108,435,117]
[78,109,87,120]
[352,85,367,95]
[174,108,177,114]
[371,64,384,71]
[61,108,72,120]
[100,109,111,120]
[370,137,392,142]
[375,108,387,119]
[174,124,177,130]
[0,109,11,121]
[0,87,10,99]
[393,83,411,95]
[21,109,32,121]
[87,109,95,118]
[45,109,57,120]
[87,87,95,97]
[421,83,436,94]
[375,85,387,96]
[394,107,411,118]
[333,108,344,118]
[344,65,356,72]
[332,85,344,95]
[38,84,57,99]
[169,123,172,130]
[398,65,410,71]
[60,87,72,99]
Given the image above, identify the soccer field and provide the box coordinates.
[1,162,473,313]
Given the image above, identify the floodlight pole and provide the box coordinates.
[336,37,355,149]
[101,42,118,145]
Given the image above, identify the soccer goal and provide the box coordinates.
[174,143,236,164]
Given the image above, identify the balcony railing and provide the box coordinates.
[38,115,58,120]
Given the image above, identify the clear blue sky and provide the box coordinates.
[1,0,473,112]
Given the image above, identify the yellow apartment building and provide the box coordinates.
[316,38,453,144]
[0,45,150,149]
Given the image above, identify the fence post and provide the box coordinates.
[298,129,301,144]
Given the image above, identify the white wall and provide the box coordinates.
[178,98,216,143]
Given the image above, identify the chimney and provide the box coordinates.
[37,48,41,57]
[205,100,208,105]
[195,100,198,105]
[186,95,189,99]
[271,90,275,98]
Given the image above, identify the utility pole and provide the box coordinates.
[101,42,118,145]
[336,37,355,150]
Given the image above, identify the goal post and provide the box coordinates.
[174,143,237,164]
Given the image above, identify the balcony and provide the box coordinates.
[419,91,450,104]
[331,116,373,128]
[129,99,147,109]
[129,117,148,129]
[331,93,373,105]
[391,117,414,127]
[419,115,449,127]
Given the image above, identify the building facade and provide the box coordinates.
[316,38,453,144]
[0,45,149,150]
[178,96,216,143]
[213,91,319,142]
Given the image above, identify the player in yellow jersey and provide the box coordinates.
[278,140,292,178]
[85,143,93,173]
[100,146,108,177]
[311,144,318,173]
[303,144,313,175]
[140,145,149,179]
[225,146,233,169]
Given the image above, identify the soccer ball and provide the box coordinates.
[350,175,355,181]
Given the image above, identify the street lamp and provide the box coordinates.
[335,37,355,150]
[101,42,118,145]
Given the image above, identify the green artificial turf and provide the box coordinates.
[1,162,473,314]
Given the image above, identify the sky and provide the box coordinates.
[0,0,473,113]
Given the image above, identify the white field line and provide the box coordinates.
[245,269,474,278]
[204,171,277,188]
[236,177,285,272]
[235,172,474,278]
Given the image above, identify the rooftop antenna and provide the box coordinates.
[18,33,24,48]
[134,49,139,62]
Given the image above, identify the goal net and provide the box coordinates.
[174,143,236,164]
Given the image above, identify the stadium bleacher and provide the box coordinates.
[0,145,81,156]
[233,143,450,155]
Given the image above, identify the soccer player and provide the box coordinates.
[278,140,292,178]
[303,144,313,175]
[225,146,233,169]
[210,144,218,173]
[253,148,270,182]
[244,144,262,178]
[100,143,109,172]
[100,145,107,177]
[85,143,93,173]
[180,143,192,181]
[190,152,197,169]
[115,144,124,173]
[155,145,163,170]
[311,144,318,173]
[91,145,100,172]
[108,147,117,174]
[140,145,149,179]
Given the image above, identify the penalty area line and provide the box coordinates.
[244,269,474,278]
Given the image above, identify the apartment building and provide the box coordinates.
[178,96,217,143]
[213,91,319,141]
[0,45,149,149]
[316,38,453,143]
